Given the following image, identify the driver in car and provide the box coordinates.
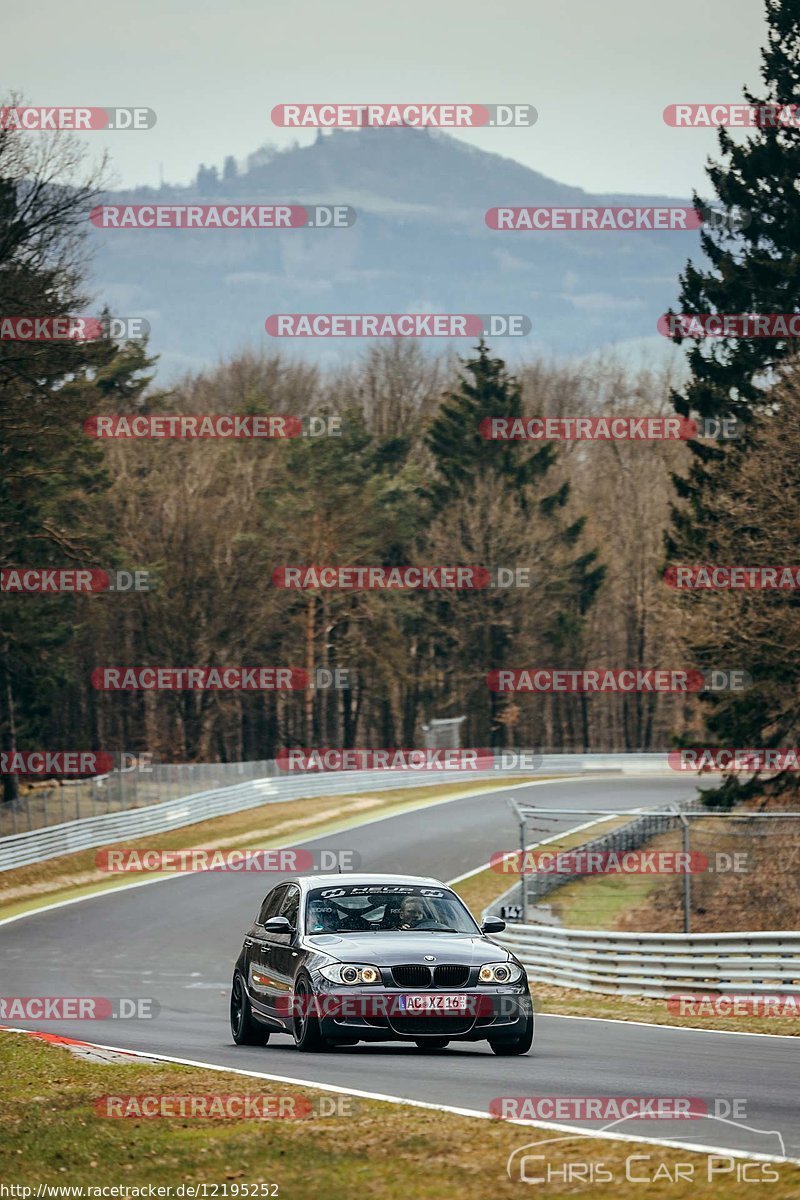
[399,896,427,929]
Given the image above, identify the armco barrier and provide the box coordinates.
[494,923,800,998]
[0,753,677,871]
[491,801,705,919]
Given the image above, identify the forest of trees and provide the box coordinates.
[1,317,700,770]
[2,0,800,804]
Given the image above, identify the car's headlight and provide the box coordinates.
[318,963,382,985]
[479,961,524,984]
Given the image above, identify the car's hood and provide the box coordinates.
[303,932,509,965]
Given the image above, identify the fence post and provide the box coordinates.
[670,804,692,935]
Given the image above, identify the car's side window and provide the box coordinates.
[278,885,300,930]
[257,885,286,926]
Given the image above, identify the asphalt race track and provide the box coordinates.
[1,776,797,1160]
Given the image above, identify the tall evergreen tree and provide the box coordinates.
[666,2,800,800]
[0,115,154,801]
[425,342,604,746]
[426,341,555,508]
[668,0,800,559]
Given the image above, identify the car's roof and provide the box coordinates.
[290,873,447,891]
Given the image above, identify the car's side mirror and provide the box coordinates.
[263,915,294,935]
[481,916,506,934]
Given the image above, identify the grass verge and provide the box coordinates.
[1,1031,797,1199]
[531,983,800,1036]
[0,778,543,922]
[452,819,800,1037]
[451,815,630,917]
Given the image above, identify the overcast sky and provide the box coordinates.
[5,0,767,195]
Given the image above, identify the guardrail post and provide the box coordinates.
[669,804,692,935]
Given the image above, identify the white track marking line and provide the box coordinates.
[3,777,788,1043]
[0,774,603,927]
[1,1026,794,1165]
[446,820,800,1042]
[538,1011,800,1039]
[446,810,630,884]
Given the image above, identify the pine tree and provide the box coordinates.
[0,120,154,801]
[426,341,555,508]
[667,1,800,800]
[425,342,604,746]
[668,0,800,560]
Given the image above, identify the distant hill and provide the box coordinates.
[89,128,699,380]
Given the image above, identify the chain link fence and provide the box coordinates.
[0,751,676,839]
[0,760,281,838]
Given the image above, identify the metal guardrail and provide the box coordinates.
[523,808,689,910]
[0,753,678,872]
[0,768,490,872]
[0,759,284,838]
[488,803,704,923]
[1,749,676,838]
[494,923,800,997]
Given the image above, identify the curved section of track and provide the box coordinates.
[1,776,797,1159]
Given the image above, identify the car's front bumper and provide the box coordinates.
[309,978,532,1042]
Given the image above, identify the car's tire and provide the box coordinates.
[415,1038,449,1050]
[230,971,270,1046]
[489,1012,534,1056]
[292,974,327,1052]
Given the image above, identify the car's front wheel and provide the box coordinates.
[489,1011,534,1056]
[292,974,328,1052]
[230,971,270,1046]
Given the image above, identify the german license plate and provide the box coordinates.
[397,993,469,1013]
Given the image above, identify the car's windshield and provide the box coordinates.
[305,884,480,934]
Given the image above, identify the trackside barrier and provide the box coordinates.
[523,805,704,911]
[0,753,678,872]
[493,923,800,998]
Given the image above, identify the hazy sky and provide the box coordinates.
[5,0,767,195]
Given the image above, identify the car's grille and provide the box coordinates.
[391,964,432,988]
[433,964,470,988]
[390,1016,475,1037]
